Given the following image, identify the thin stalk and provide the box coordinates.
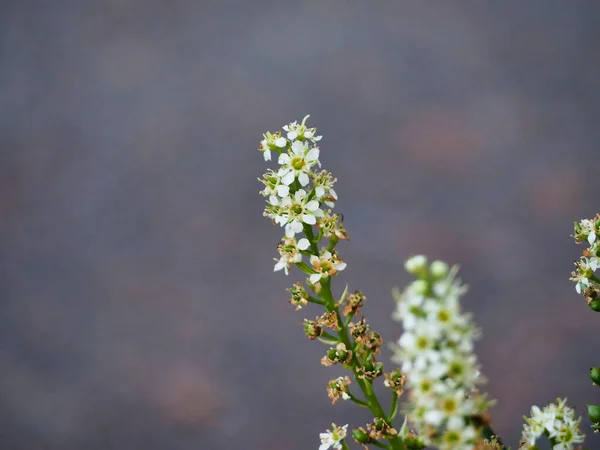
[388,391,399,421]
[320,278,405,450]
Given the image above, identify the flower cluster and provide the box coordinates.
[319,423,348,450]
[392,256,491,450]
[519,398,584,450]
[258,116,347,279]
[570,214,600,303]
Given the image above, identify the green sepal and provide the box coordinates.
[590,367,600,385]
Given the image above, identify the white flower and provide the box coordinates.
[319,423,347,450]
[313,170,338,207]
[309,250,347,284]
[405,255,427,275]
[277,140,321,186]
[279,189,324,237]
[259,169,290,206]
[273,237,311,275]
[283,115,322,142]
[259,131,287,161]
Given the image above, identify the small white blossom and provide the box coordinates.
[278,189,324,237]
[283,115,322,142]
[319,423,347,450]
[277,140,321,186]
[273,237,311,275]
[259,131,287,161]
[405,255,427,275]
[309,250,347,284]
[258,169,290,206]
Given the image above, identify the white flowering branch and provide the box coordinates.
[257,116,586,450]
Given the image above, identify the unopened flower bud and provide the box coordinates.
[412,279,428,295]
[591,367,600,385]
[430,260,449,278]
[405,255,428,276]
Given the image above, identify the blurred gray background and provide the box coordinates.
[2,1,600,449]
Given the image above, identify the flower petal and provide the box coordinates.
[298,172,309,186]
[281,171,295,186]
[335,262,347,271]
[276,185,290,197]
[297,238,310,250]
[291,140,305,155]
[310,273,322,284]
[278,153,290,165]
[305,200,320,211]
[306,147,320,162]
[302,214,316,225]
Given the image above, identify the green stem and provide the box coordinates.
[303,223,319,254]
[319,278,406,450]
[307,295,324,305]
[389,391,399,421]
[371,440,392,449]
[347,391,369,408]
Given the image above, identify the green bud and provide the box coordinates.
[405,255,428,277]
[430,260,449,278]
[587,404,600,423]
[352,428,369,444]
[590,367,600,385]
[589,299,600,312]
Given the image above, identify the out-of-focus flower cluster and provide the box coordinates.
[519,398,584,450]
[258,116,347,277]
[570,214,600,303]
[392,256,491,450]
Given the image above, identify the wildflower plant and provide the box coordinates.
[257,116,585,450]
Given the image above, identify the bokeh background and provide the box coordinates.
[2,1,600,449]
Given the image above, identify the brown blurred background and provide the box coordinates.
[2,1,600,449]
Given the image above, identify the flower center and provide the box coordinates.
[292,157,305,170]
[441,398,458,414]
[416,336,429,349]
